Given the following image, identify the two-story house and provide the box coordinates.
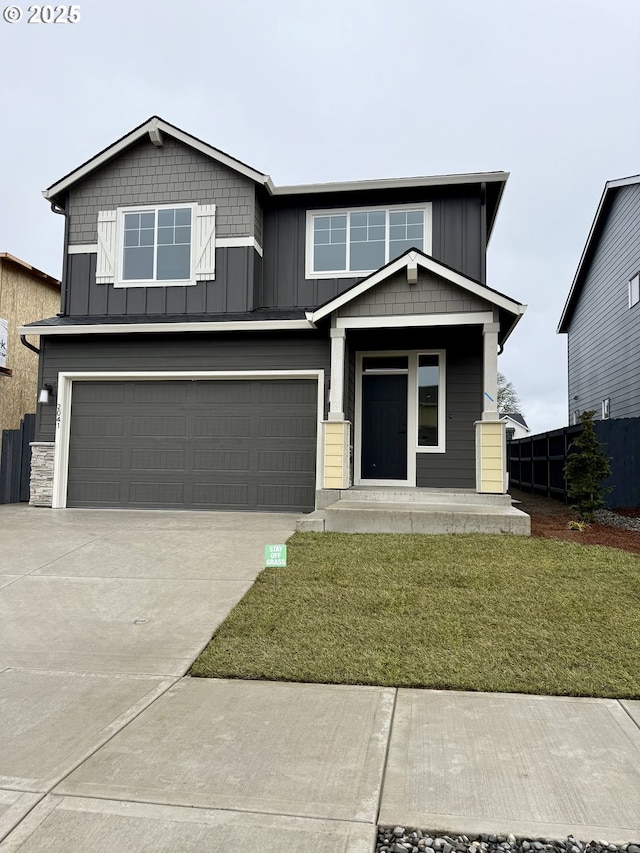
[20,117,527,520]
[558,174,640,423]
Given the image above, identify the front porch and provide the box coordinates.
[298,486,530,535]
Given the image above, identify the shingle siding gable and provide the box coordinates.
[67,136,256,244]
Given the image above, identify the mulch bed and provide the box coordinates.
[509,489,640,555]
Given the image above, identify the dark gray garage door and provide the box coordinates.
[67,379,317,511]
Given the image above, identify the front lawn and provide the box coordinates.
[190,533,640,698]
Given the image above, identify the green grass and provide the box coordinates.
[190,533,640,698]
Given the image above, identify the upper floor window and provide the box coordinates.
[306,204,432,279]
[96,203,216,287]
[123,207,192,282]
[629,273,639,308]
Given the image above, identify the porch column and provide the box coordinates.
[476,321,506,493]
[328,327,346,420]
[322,327,351,490]
[482,322,500,420]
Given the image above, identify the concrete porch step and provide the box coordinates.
[339,487,513,507]
[300,499,530,535]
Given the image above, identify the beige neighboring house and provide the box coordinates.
[0,254,61,432]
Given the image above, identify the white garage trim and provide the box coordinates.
[52,370,325,509]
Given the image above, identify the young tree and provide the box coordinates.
[497,372,523,416]
[564,410,612,521]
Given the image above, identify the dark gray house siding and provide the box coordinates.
[567,183,640,420]
[260,187,485,311]
[67,136,256,245]
[348,327,483,489]
[65,247,260,316]
[36,332,331,442]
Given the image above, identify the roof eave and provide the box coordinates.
[557,174,640,333]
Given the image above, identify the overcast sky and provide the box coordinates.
[1,0,638,433]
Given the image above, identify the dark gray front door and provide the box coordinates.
[361,374,408,480]
[67,379,317,511]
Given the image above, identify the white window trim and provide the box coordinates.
[51,370,325,509]
[305,203,432,280]
[629,272,640,308]
[354,349,446,488]
[115,203,197,288]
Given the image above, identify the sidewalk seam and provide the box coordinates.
[375,687,399,828]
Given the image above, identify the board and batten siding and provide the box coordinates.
[36,332,331,442]
[567,183,640,420]
[65,247,258,316]
[260,189,485,311]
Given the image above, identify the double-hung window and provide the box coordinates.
[307,204,431,278]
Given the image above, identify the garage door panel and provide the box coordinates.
[193,450,250,472]
[132,382,189,404]
[258,450,316,473]
[259,381,317,404]
[194,416,251,438]
[257,484,315,511]
[192,482,249,507]
[67,379,317,512]
[130,449,186,471]
[67,480,122,505]
[132,416,188,438]
[72,383,126,404]
[128,481,185,506]
[72,416,125,437]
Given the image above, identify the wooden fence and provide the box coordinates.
[0,414,35,504]
[508,417,640,509]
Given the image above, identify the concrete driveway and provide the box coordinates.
[2,504,639,851]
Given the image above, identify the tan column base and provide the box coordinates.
[322,421,351,490]
[475,420,506,494]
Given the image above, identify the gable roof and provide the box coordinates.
[0,253,60,290]
[44,117,271,205]
[501,412,529,429]
[308,248,526,343]
[43,117,509,238]
[558,174,640,333]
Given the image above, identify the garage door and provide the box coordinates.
[66,379,317,511]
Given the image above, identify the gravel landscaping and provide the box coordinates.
[376,830,640,853]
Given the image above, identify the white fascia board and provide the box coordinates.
[336,312,495,330]
[44,118,269,202]
[18,319,314,336]
[68,237,264,257]
[273,171,509,196]
[312,253,525,323]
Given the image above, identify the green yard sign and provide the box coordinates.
[265,544,287,567]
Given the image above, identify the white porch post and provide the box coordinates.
[482,321,500,420]
[328,327,346,420]
[476,321,506,493]
[322,326,351,490]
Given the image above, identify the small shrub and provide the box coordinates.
[564,411,612,522]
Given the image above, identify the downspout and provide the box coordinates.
[20,335,40,355]
[51,200,69,316]
[480,182,487,285]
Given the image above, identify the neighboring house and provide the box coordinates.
[0,254,61,432]
[500,412,531,441]
[20,116,526,513]
[558,175,640,423]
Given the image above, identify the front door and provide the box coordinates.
[361,373,408,480]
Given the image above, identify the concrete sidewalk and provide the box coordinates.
[1,505,639,850]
